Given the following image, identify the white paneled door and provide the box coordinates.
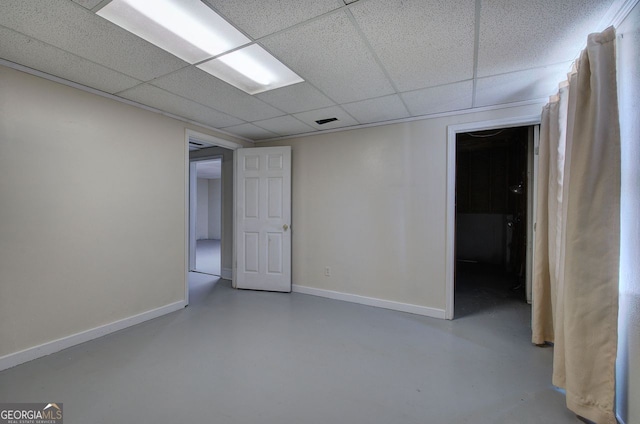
[234,146,291,292]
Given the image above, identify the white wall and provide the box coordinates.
[616,4,640,423]
[0,65,247,363]
[262,103,543,312]
[196,176,221,240]
[196,178,209,239]
[208,178,222,239]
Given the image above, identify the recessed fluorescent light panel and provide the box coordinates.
[197,44,304,95]
[97,0,304,94]
[97,0,250,64]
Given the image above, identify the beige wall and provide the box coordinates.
[616,3,640,423]
[263,103,543,311]
[0,65,245,360]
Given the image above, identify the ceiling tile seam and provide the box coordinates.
[113,81,148,96]
[476,60,576,80]
[250,115,317,137]
[116,82,259,125]
[247,0,365,45]
[337,105,362,126]
[339,91,418,109]
[257,98,338,116]
[0,57,253,143]
[344,8,411,117]
[254,127,316,140]
[91,0,113,13]
[257,97,547,143]
[471,0,482,109]
[0,23,148,91]
[220,123,280,138]
[136,63,195,86]
[189,41,255,65]
[397,78,473,97]
[199,0,254,39]
[66,0,100,12]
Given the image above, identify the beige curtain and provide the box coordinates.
[532,27,620,424]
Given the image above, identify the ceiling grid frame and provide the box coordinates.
[0,0,628,141]
[470,0,483,108]
[344,7,412,119]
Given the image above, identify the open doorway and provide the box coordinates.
[193,158,222,276]
[454,126,533,317]
[185,129,242,306]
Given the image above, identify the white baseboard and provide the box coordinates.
[0,300,186,372]
[292,285,446,319]
[221,268,232,280]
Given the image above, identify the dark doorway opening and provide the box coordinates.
[454,126,530,318]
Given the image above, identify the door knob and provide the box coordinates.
[283,224,289,231]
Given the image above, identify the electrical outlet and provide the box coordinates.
[324,267,331,277]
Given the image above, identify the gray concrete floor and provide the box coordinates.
[195,239,221,276]
[0,271,580,424]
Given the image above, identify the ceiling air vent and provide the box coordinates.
[188,139,217,151]
[315,117,339,125]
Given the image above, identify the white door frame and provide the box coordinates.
[185,130,242,305]
[527,125,540,304]
[445,116,540,320]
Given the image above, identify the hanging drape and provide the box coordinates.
[532,26,620,424]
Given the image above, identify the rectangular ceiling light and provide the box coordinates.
[97,0,250,64]
[197,44,304,95]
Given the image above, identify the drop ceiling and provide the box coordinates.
[0,0,622,142]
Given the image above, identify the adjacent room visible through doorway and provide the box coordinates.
[454,126,533,318]
[193,158,222,276]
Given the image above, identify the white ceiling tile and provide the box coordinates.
[262,11,395,104]
[477,0,615,77]
[401,80,473,116]
[221,123,279,140]
[204,0,343,39]
[151,67,284,122]
[0,26,141,94]
[341,95,410,124]
[118,84,245,128]
[293,106,359,130]
[349,0,475,92]
[474,62,572,107]
[255,83,335,114]
[0,0,188,81]
[253,115,316,136]
[70,0,103,10]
